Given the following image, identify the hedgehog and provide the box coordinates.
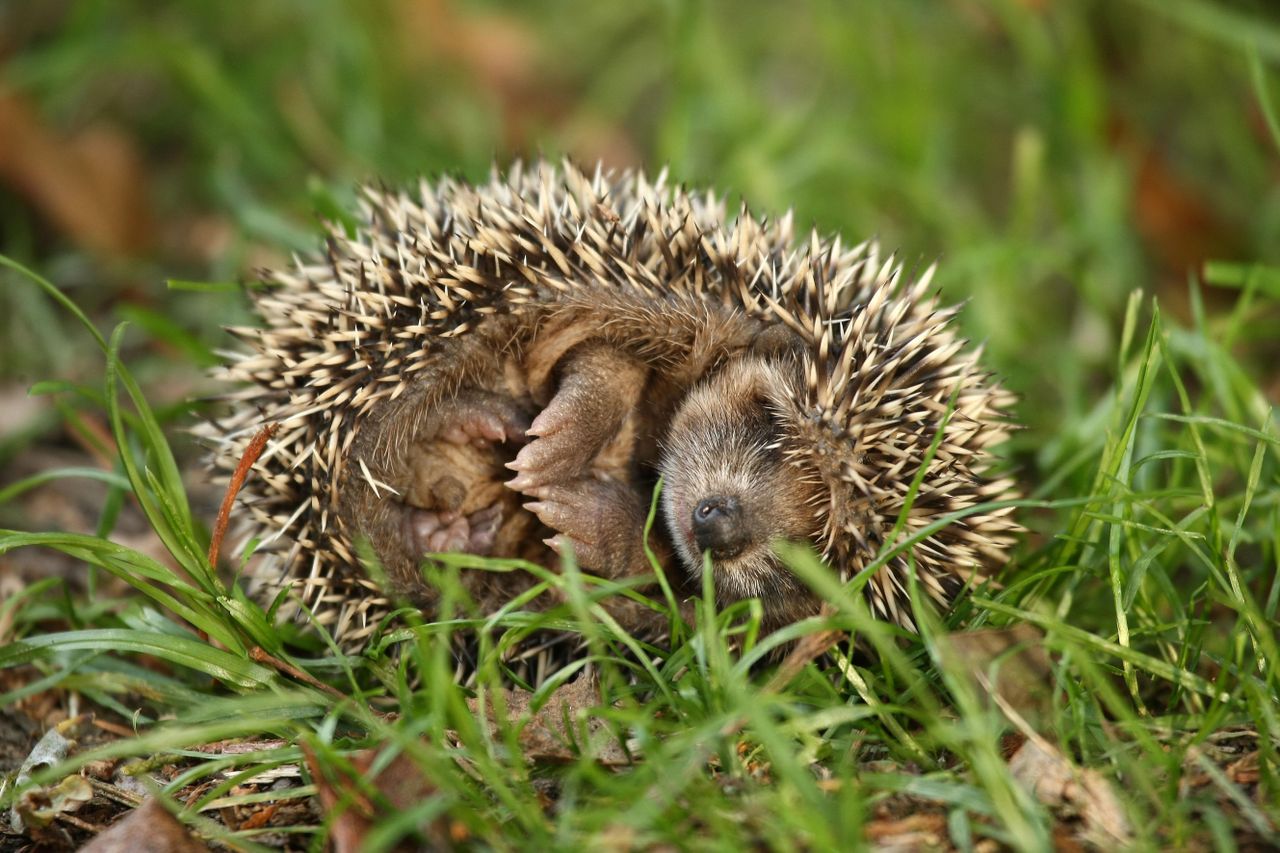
[207,160,1018,650]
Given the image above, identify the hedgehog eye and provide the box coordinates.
[753,397,785,440]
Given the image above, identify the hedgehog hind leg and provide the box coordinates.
[400,388,534,541]
[402,504,504,556]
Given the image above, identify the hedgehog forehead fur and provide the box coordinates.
[208,159,1019,646]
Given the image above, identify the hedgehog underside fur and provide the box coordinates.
[208,161,1019,655]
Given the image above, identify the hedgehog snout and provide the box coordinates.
[692,495,750,558]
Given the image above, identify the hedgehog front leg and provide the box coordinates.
[522,479,652,572]
[506,342,658,578]
[505,343,648,491]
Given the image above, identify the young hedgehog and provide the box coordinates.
[207,161,1018,648]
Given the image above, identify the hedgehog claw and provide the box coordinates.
[442,410,529,447]
[544,534,591,564]
[506,428,589,490]
[436,393,532,447]
[505,474,533,492]
[526,403,570,438]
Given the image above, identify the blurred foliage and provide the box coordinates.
[2,3,1279,847]
[0,0,1277,467]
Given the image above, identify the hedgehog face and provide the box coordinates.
[659,357,823,613]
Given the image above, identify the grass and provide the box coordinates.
[1,1,1279,849]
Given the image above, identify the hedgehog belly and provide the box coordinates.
[396,390,540,561]
[345,337,662,623]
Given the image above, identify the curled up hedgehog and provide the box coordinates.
[207,161,1018,650]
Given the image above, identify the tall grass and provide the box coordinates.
[2,1,1279,848]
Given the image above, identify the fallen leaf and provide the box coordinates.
[303,742,454,853]
[468,674,632,766]
[1007,735,1131,847]
[0,89,152,257]
[1227,751,1260,786]
[864,812,948,851]
[80,797,209,853]
[8,714,91,833]
[10,775,93,834]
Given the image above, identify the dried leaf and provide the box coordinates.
[1007,736,1131,846]
[8,714,91,832]
[303,743,454,853]
[80,797,209,853]
[468,674,631,766]
[0,89,152,256]
[11,775,93,833]
[864,812,949,851]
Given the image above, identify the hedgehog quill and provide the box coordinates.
[207,161,1018,649]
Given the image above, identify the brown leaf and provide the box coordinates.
[0,89,152,256]
[468,674,631,766]
[1227,751,1261,786]
[1007,736,1131,846]
[303,742,454,853]
[80,797,209,853]
[863,812,948,847]
[936,624,1055,725]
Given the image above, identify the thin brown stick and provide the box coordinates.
[249,645,349,702]
[207,423,278,569]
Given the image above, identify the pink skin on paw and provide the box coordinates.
[403,508,459,553]
[466,504,503,553]
[403,505,505,557]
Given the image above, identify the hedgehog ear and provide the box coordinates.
[749,324,806,362]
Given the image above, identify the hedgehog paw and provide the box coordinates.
[507,345,644,490]
[521,479,645,572]
[438,393,531,448]
[402,504,504,557]
[504,402,590,490]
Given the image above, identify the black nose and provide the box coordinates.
[692,496,749,558]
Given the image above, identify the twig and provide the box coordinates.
[249,646,349,702]
[207,423,278,568]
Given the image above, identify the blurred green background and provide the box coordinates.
[2,7,1279,845]
[1,0,1277,472]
